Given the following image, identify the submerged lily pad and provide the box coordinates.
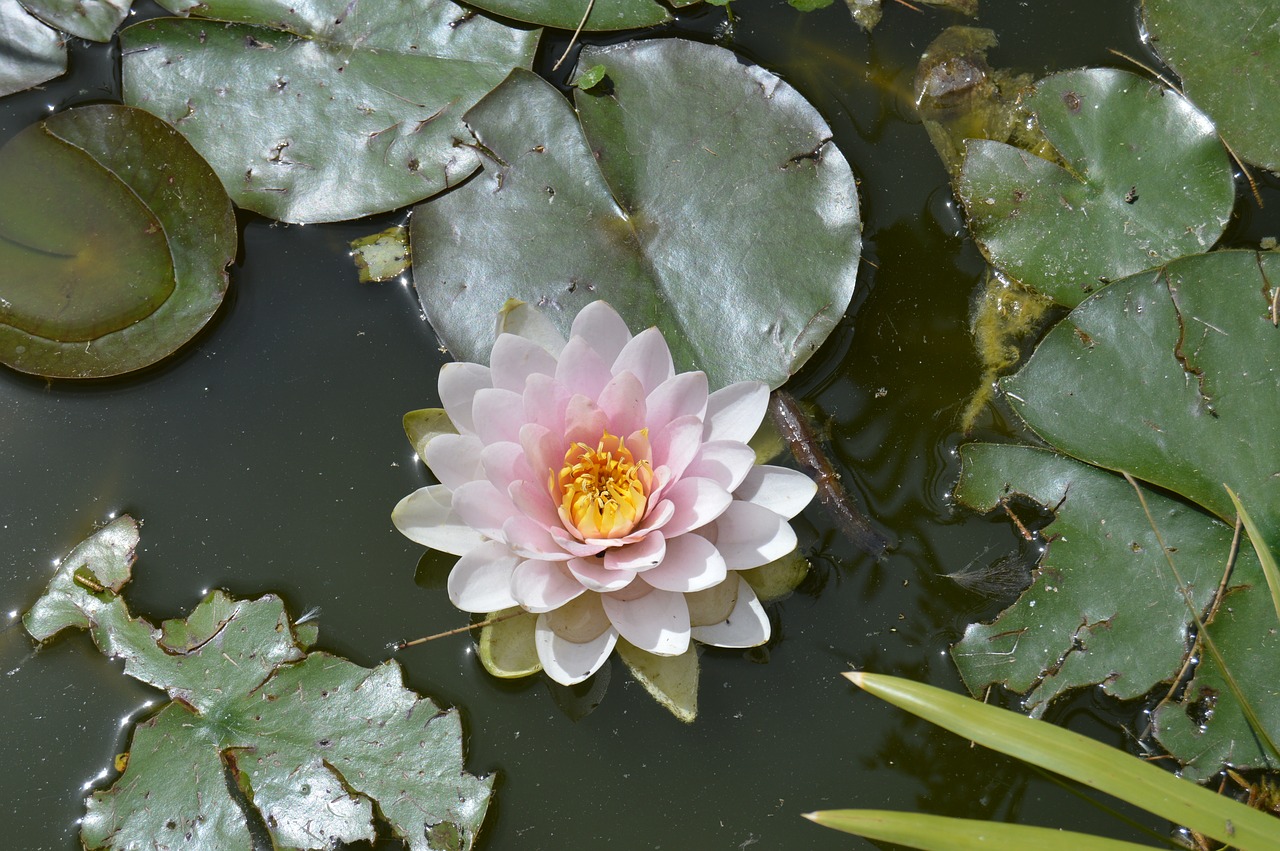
[21,0,131,41]
[460,0,672,30]
[351,224,411,283]
[958,68,1234,306]
[1142,0,1280,174]
[122,1,539,222]
[24,516,494,851]
[412,40,861,390]
[0,104,235,379]
[0,0,66,96]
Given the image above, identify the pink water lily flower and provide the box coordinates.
[393,301,816,685]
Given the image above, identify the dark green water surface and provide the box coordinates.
[2,1,1277,849]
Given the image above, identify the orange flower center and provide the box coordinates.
[555,431,650,539]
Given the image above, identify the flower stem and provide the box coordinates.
[394,610,524,650]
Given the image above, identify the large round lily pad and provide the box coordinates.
[459,0,672,30]
[20,0,131,42]
[0,105,235,379]
[958,68,1234,307]
[0,0,66,96]
[1142,0,1280,174]
[411,40,861,390]
[121,1,539,223]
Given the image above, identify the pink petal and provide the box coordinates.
[568,557,637,593]
[734,466,817,519]
[472,387,525,444]
[569,301,632,366]
[535,616,617,685]
[555,336,613,399]
[704,381,769,443]
[645,371,708,430]
[662,477,733,537]
[510,478,563,529]
[490,333,558,392]
[563,394,609,446]
[612,327,675,394]
[519,423,564,494]
[710,501,798,569]
[597,371,647,438]
[447,540,519,612]
[452,480,518,540]
[480,441,534,493]
[522,373,571,435]
[503,514,570,561]
[650,414,704,481]
[422,433,483,491]
[690,575,770,648]
[640,532,726,593]
[391,485,486,556]
[550,525,607,557]
[601,587,690,655]
[605,532,665,572]
[511,559,584,612]
[633,498,674,536]
[685,441,756,491]
[438,362,491,436]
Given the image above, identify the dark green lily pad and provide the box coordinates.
[21,0,131,42]
[457,0,671,31]
[0,0,66,97]
[958,68,1234,306]
[0,104,235,379]
[24,516,494,851]
[122,1,539,223]
[412,40,861,390]
[1143,0,1280,174]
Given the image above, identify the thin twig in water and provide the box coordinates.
[394,610,523,650]
[553,0,595,72]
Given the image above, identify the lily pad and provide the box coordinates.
[617,640,698,724]
[957,68,1234,306]
[1142,0,1280,174]
[412,40,861,390]
[121,1,539,222]
[461,0,672,30]
[0,0,66,97]
[21,0,131,41]
[24,516,494,851]
[0,104,235,379]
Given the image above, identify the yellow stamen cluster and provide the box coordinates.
[555,431,650,539]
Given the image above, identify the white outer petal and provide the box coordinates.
[704,381,769,443]
[438,362,491,436]
[536,617,618,685]
[392,485,486,556]
[496,300,566,356]
[570,300,632,366]
[711,501,798,569]
[601,587,690,656]
[733,466,818,519]
[422,433,483,491]
[447,540,520,612]
[691,575,770,648]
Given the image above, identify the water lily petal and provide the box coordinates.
[641,532,726,593]
[497,299,566,356]
[472,387,525,444]
[536,615,617,685]
[447,540,519,612]
[633,498,674,536]
[690,575,769,648]
[662,477,733,536]
[512,559,584,612]
[392,485,486,556]
[523,373,571,435]
[490,332,558,392]
[612,326,675,393]
[685,440,756,492]
[563,394,609,446]
[570,300,632,366]
[519,423,564,494]
[550,525,608,557]
[704,381,769,443]
[734,465,817,519]
[510,479,563,531]
[602,587,690,656]
[504,514,569,561]
[711,501,798,569]
[422,433,483,491]
[568,557,637,592]
[597,371,647,438]
[651,414,704,481]
[481,441,534,493]
[645,370,708,430]
[438,362,491,436]
[605,532,665,572]
[556,335,613,399]
[452,480,519,540]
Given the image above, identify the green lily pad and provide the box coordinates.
[0,104,235,379]
[0,0,66,96]
[617,640,698,724]
[21,0,131,41]
[24,516,494,851]
[952,444,1253,715]
[412,40,861,390]
[457,0,670,31]
[121,2,539,222]
[957,68,1234,306]
[1142,0,1280,174]
[1003,250,1280,555]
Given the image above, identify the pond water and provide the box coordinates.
[2,1,1277,849]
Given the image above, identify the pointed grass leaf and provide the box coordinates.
[1142,0,1280,173]
[21,0,131,42]
[804,809,1158,850]
[0,105,235,379]
[0,0,66,96]
[454,0,671,31]
[843,672,1280,851]
[24,516,494,851]
[1226,486,1280,626]
[412,41,861,390]
[121,2,540,222]
[957,69,1234,306]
